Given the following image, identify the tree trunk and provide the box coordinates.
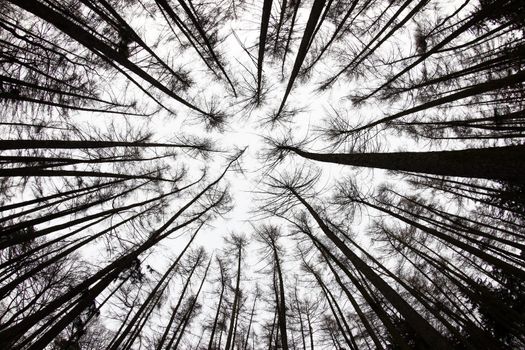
[275,0,326,118]
[285,144,525,184]
[289,188,452,350]
[208,276,226,349]
[224,247,242,350]
[257,0,273,101]
[273,244,289,350]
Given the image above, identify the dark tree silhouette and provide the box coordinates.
[2,0,525,348]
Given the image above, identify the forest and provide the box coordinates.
[0,0,524,349]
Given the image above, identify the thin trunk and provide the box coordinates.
[273,243,289,350]
[306,309,314,350]
[175,0,238,96]
[110,237,198,350]
[9,0,208,114]
[208,283,226,349]
[156,253,203,350]
[303,0,359,72]
[273,0,288,55]
[208,262,226,350]
[268,308,278,350]
[0,155,238,347]
[321,251,385,350]
[281,0,302,78]
[224,246,242,350]
[242,294,258,350]
[361,1,507,100]
[289,188,452,350]
[275,0,325,118]
[294,286,307,350]
[171,258,212,349]
[360,197,525,280]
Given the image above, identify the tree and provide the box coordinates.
[2,0,525,348]
[223,233,248,350]
[254,225,290,350]
[276,143,525,184]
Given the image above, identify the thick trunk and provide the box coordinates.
[257,0,273,100]
[305,0,333,54]
[0,139,191,150]
[286,144,525,184]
